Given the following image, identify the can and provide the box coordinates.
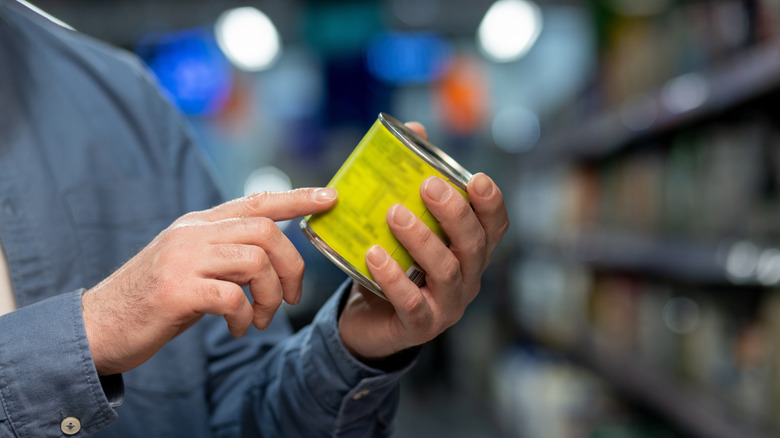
[299,113,472,299]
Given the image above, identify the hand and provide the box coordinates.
[338,123,509,362]
[82,188,337,375]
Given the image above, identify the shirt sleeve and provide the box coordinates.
[207,280,419,437]
[0,290,121,437]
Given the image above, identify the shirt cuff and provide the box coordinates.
[99,374,124,409]
[303,280,419,430]
[0,290,119,436]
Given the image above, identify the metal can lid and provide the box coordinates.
[378,113,473,190]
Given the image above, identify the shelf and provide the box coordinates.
[533,43,780,164]
[512,320,779,438]
[523,230,772,286]
[570,341,778,438]
[511,16,780,438]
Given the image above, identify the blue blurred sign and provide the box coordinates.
[366,32,452,84]
[135,28,232,116]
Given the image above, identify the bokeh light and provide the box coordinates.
[491,106,540,153]
[215,7,281,72]
[661,73,711,114]
[663,296,700,335]
[478,0,543,63]
[726,241,760,282]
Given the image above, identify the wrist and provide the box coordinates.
[81,289,110,375]
[81,288,130,376]
[346,343,422,372]
[337,284,417,368]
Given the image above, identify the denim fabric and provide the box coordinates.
[0,2,412,436]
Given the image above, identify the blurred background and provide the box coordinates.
[28,0,780,436]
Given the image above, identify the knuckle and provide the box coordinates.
[253,293,283,312]
[402,291,424,313]
[242,192,270,215]
[474,230,488,254]
[496,218,510,239]
[439,256,461,282]
[244,246,268,269]
[452,201,473,223]
[174,211,200,225]
[213,243,236,260]
[224,287,247,314]
[412,225,439,252]
[159,225,184,243]
[401,293,429,329]
[161,222,198,247]
[153,248,187,286]
[196,281,223,302]
[382,270,409,292]
[250,216,279,238]
[291,256,305,278]
[244,190,299,216]
[272,292,284,308]
[289,187,312,202]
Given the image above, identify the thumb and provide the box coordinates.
[201,187,337,222]
[404,121,428,140]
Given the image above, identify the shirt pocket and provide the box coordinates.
[65,178,182,287]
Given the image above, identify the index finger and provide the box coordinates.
[207,217,307,305]
[199,187,337,223]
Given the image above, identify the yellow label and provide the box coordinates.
[306,120,467,282]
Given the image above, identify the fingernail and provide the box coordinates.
[255,314,273,330]
[367,245,388,268]
[471,173,493,198]
[228,325,246,338]
[390,204,414,227]
[313,187,337,202]
[424,177,451,202]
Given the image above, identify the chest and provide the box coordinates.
[0,58,181,305]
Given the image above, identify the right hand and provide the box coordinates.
[82,187,337,375]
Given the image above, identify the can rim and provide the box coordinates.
[299,219,387,300]
[378,113,473,191]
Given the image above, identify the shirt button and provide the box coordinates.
[61,417,81,435]
[352,389,371,400]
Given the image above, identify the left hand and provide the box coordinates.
[338,123,509,363]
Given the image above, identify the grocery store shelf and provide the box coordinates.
[571,342,777,438]
[533,43,780,163]
[512,318,779,438]
[523,230,773,286]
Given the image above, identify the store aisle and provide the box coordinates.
[394,377,507,438]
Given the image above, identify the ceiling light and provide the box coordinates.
[215,7,281,72]
[477,0,543,63]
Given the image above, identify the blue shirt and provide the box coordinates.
[0,2,412,436]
